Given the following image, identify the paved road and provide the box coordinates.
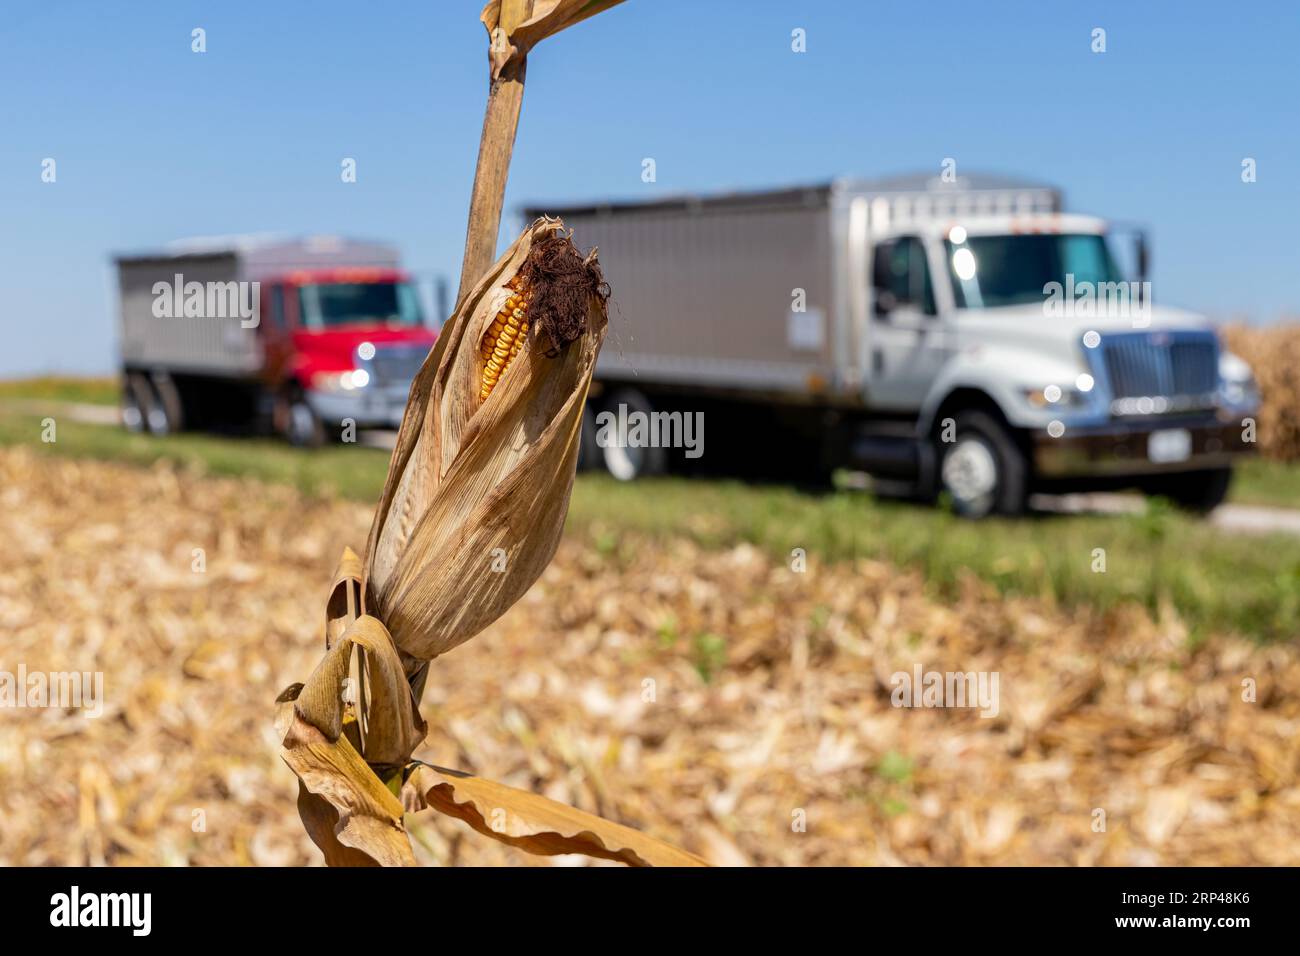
[1031,492,1300,536]
[7,398,401,448]
[11,399,1300,537]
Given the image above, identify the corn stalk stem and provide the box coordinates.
[458,0,534,301]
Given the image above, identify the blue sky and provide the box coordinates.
[2,0,1296,376]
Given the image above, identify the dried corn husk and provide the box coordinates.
[365,217,608,666]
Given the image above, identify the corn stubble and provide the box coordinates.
[275,218,707,867]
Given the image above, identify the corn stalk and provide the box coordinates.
[459,0,628,300]
[276,1,706,867]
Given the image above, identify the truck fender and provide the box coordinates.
[917,349,1083,434]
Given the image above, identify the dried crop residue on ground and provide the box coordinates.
[0,447,1295,865]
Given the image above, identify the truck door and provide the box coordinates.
[260,282,292,383]
[867,236,948,411]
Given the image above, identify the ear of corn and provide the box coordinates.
[282,215,701,867]
[479,277,529,401]
[367,217,607,663]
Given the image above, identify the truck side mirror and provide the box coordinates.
[1135,232,1150,306]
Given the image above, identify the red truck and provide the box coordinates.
[114,236,436,445]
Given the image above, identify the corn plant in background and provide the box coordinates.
[275,0,707,867]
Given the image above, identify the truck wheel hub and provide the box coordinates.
[943,438,998,505]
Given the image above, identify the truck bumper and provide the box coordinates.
[1033,416,1255,478]
[307,387,409,430]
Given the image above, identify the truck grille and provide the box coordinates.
[1096,331,1219,416]
[367,343,428,390]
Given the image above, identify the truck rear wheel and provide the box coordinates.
[1141,467,1232,514]
[937,411,1028,518]
[147,373,184,436]
[121,374,148,433]
[598,388,666,481]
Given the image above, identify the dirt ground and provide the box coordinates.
[0,446,1296,866]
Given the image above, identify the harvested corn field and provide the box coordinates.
[0,446,1296,866]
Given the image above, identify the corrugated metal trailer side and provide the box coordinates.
[117,253,261,376]
[527,190,838,398]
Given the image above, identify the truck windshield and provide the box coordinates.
[297,282,424,329]
[945,234,1124,309]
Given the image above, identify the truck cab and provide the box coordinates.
[867,213,1258,516]
[259,267,434,445]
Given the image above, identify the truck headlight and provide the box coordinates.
[1218,351,1256,405]
[1022,385,1088,409]
[311,370,370,392]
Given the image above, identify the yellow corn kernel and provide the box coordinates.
[479,280,529,401]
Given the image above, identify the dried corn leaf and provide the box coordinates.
[481,0,627,79]
[277,683,415,867]
[403,763,709,867]
[278,579,425,865]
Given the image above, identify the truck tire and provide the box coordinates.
[147,373,184,436]
[282,390,326,448]
[1141,467,1232,514]
[937,410,1028,518]
[121,374,148,433]
[599,388,666,481]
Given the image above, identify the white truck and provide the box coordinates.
[525,173,1259,517]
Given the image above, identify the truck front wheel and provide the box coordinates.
[280,390,326,448]
[1141,467,1232,514]
[937,411,1028,518]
